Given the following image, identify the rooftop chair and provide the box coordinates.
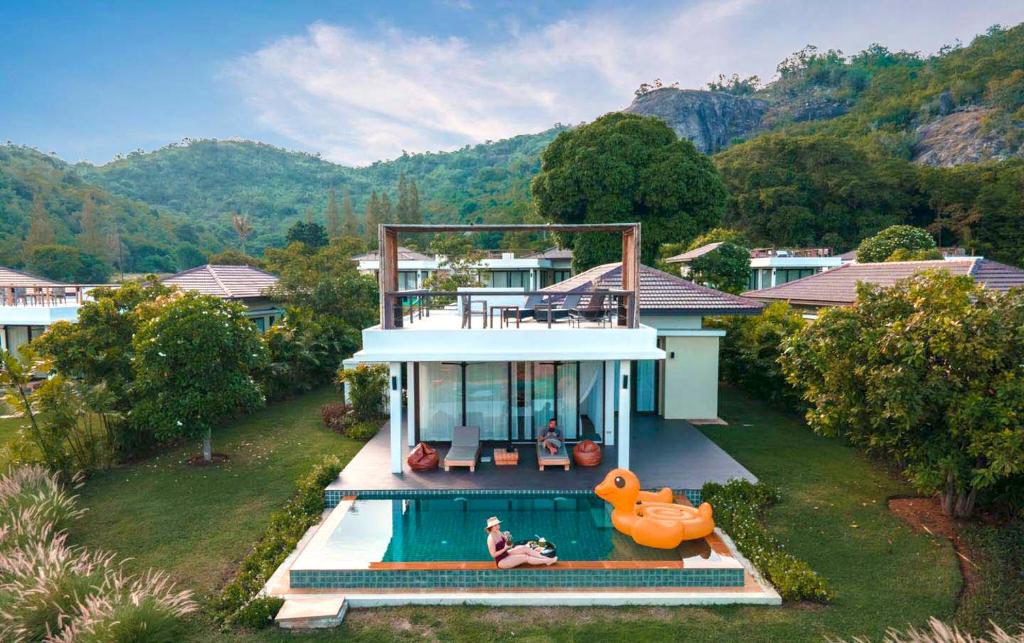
[568,288,611,327]
[533,294,581,324]
[444,425,481,472]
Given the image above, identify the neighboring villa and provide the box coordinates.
[161,264,282,331]
[666,244,842,291]
[0,267,87,359]
[745,257,1024,315]
[0,263,281,361]
[353,246,574,290]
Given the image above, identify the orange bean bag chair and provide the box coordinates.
[408,442,439,471]
[573,439,602,467]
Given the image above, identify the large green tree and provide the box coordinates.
[32,278,172,454]
[781,271,1024,517]
[532,113,725,270]
[715,134,917,249]
[132,291,267,462]
[686,242,752,294]
[856,224,938,262]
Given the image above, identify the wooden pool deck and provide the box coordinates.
[326,413,756,494]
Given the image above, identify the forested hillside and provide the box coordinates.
[0,146,195,278]
[2,22,1023,279]
[74,129,561,253]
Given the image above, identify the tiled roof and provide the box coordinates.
[525,247,574,260]
[664,242,723,264]
[542,263,763,315]
[745,259,1024,306]
[162,265,278,299]
[352,246,433,262]
[0,266,68,288]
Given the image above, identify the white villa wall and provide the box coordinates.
[662,335,720,420]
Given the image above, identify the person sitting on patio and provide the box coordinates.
[538,419,563,455]
[485,516,556,568]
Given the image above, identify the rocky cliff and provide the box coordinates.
[623,88,768,154]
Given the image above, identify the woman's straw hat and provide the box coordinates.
[485,516,502,530]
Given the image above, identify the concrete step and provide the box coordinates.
[275,596,348,630]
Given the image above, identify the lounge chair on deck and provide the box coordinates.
[536,440,571,471]
[444,426,481,472]
[533,294,581,324]
[568,289,611,327]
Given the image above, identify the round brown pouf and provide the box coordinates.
[573,439,602,467]
[408,442,439,471]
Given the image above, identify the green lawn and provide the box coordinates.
[71,387,363,598]
[72,386,962,642]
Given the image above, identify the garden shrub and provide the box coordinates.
[0,464,83,547]
[702,479,832,602]
[337,364,388,421]
[320,402,349,431]
[51,569,196,643]
[215,455,345,628]
[0,466,195,641]
[0,537,115,640]
[343,419,381,441]
[711,302,806,412]
[226,596,285,630]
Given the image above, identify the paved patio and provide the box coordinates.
[327,414,756,493]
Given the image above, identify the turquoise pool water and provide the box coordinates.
[323,494,709,565]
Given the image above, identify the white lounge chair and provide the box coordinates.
[444,426,481,472]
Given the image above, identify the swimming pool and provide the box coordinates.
[289,492,748,591]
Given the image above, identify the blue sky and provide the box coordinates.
[2,1,1022,166]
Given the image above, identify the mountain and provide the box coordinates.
[3,22,1023,274]
[625,24,1024,164]
[623,89,767,154]
[74,129,562,254]
[0,145,193,273]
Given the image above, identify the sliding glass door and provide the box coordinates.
[418,361,600,443]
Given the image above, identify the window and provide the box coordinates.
[253,317,266,332]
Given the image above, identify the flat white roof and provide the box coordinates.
[352,310,664,362]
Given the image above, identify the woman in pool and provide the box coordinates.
[485,516,557,569]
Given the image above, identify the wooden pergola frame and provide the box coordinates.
[377,223,641,329]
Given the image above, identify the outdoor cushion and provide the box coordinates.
[407,442,439,471]
[573,439,602,467]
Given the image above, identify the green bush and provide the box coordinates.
[337,364,388,421]
[702,479,832,603]
[215,455,344,628]
[344,419,381,441]
[226,596,285,630]
[711,302,806,411]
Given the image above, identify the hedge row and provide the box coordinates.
[214,455,345,628]
[701,478,833,603]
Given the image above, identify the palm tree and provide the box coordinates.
[231,213,253,254]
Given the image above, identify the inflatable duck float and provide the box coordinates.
[594,468,715,549]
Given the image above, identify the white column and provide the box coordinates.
[406,361,417,447]
[389,361,403,474]
[603,360,616,445]
[770,268,777,288]
[618,359,631,470]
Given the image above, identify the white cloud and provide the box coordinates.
[226,0,1024,165]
